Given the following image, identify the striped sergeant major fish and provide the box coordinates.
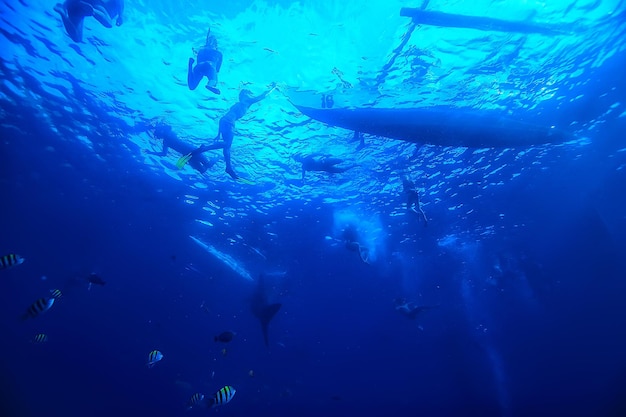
[209,385,236,408]
[1,253,24,270]
[21,297,54,321]
[32,333,48,344]
[49,289,63,299]
[186,393,205,409]
[146,350,163,368]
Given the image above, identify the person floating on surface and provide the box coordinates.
[54,0,124,43]
[402,176,427,225]
[188,28,223,94]
[293,153,356,180]
[177,84,276,181]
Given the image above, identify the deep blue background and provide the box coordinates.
[2,105,626,416]
[2,0,626,416]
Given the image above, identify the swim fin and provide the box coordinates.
[236,176,255,185]
[176,153,193,169]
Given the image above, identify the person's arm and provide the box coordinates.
[116,0,124,26]
[249,83,276,104]
[249,91,269,104]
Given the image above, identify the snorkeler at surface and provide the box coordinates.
[293,153,356,180]
[402,176,427,225]
[177,84,276,181]
[147,123,216,174]
[54,0,124,43]
[188,28,223,94]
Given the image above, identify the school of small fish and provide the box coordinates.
[2,251,240,412]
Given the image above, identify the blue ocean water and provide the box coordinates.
[1,0,626,416]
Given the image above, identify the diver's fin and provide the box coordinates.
[236,176,255,185]
[176,153,193,169]
[259,303,282,347]
[358,246,370,264]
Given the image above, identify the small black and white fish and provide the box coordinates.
[208,385,236,408]
[32,333,48,344]
[186,392,205,409]
[21,297,54,320]
[146,349,163,368]
[0,253,24,270]
[214,331,236,343]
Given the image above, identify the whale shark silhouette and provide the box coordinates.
[250,274,282,347]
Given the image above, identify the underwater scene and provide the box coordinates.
[1,0,626,416]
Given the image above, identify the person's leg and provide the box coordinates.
[204,64,220,94]
[407,194,427,224]
[201,142,225,151]
[224,147,237,179]
[194,155,216,174]
[356,132,365,150]
[187,59,202,90]
[189,159,206,174]
[55,1,91,42]
[221,124,237,178]
[194,121,227,154]
[74,18,85,42]
[417,205,428,225]
[358,245,370,264]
